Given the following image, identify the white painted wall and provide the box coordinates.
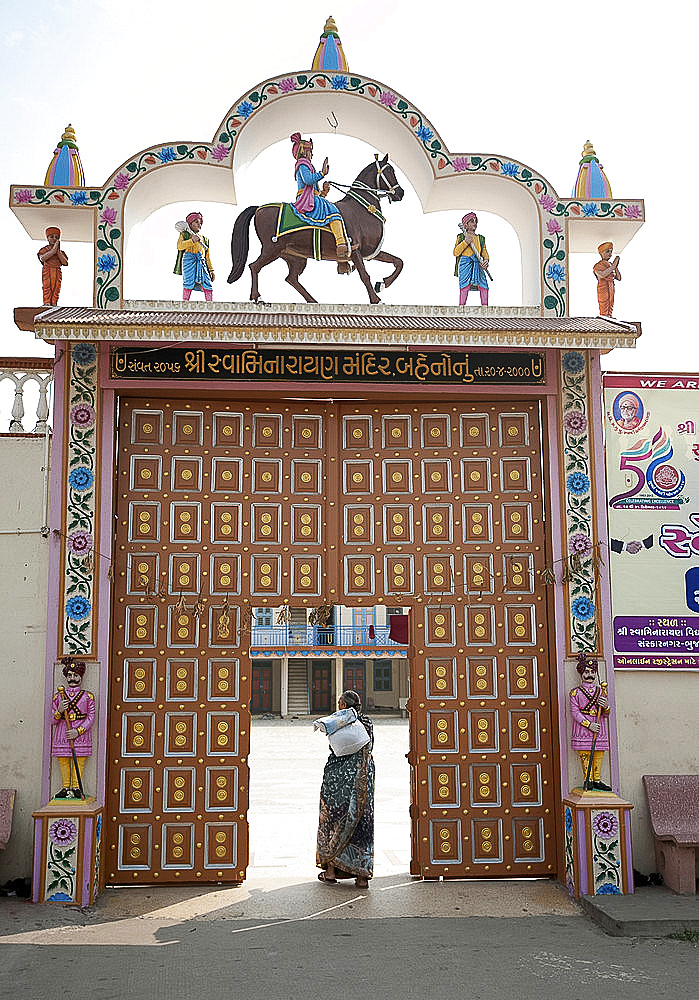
[0,436,50,881]
[614,671,699,875]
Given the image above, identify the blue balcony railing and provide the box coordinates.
[250,624,392,648]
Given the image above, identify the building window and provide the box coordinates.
[373,661,392,692]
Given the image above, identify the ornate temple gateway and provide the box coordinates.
[11,20,644,898]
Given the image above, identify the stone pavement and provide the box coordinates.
[0,718,696,941]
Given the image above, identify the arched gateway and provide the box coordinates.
[12,20,643,898]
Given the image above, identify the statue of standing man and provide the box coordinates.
[454,213,491,306]
[593,242,621,317]
[38,227,68,306]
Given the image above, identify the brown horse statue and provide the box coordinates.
[227,154,405,304]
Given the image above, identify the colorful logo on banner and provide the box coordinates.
[609,426,687,510]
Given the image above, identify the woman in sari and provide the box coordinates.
[316,690,374,889]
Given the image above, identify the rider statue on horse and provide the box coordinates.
[228,134,405,304]
[289,133,355,274]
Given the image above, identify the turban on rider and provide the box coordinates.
[575,653,598,677]
[461,212,477,227]
[598,242,613,254]
[291,132,313,160]
[186,212,203,227]
[46,227,61,237]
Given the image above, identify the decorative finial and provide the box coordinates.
[312,16,348,72]
[572,139,612,199]
[45,123,85,187]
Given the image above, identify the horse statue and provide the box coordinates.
[227,154,405,305]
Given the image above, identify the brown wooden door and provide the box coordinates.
[251,666,272,713]
[343,662,366,700]
[107,397,331,885]
[336,401,558,878]
[311,662,331,713]
[107,395,558,884]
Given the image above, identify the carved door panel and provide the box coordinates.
[107,398,331,885]
[337,401,557,878]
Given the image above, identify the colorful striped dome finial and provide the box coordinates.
[572,140,612,199]
[45,124,85,187]
[312,16,348,72]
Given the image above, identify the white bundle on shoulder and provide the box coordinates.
[313,707,370,757]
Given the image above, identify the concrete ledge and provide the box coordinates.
[580,886,699,937]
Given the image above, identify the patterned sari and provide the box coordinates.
[316,716,375,879]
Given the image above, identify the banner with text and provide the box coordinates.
[604,373,699,669]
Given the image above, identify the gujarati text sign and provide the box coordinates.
[110,347,546,385]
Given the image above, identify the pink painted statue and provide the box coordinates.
[51,656,95,799]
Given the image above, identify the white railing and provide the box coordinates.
[0,358,54,434]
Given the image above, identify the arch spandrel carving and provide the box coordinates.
[10,70,643,313]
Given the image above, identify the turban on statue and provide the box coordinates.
[598,242,613,254]
[46,227,61,237]
[185,212,202,226]
[575,653,598,677]
[61,657,86,678]
[461,212,477,227]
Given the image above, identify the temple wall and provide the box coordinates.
[0,436,50,880]
[614,671,699,875]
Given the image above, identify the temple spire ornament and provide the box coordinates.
[312,16,348,72]
[45,124,85,187]
[572,140,612,199]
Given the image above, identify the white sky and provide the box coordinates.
[0,0,694,373]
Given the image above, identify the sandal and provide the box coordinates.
[318,871,337,884]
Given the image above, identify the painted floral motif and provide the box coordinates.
[49,818,77,845]
[592,811,619,840]
[597,883,622,895]
[546,263,566,282]
[100,207,117,227]
[69,466,94,492]
[569,533,593,558]
[97,254,116,273]
[561,353,597,651]
[72,343,96,365]
[566,472,590,496]
[562,351,585,374]
[66,595,91,620]
[70,403,96,429]
[571,596,595,622]
[46,818,78,902]
[67,530,93,556]
[563,409,587,435]
[591,808,622,894]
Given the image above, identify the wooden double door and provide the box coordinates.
[106,395,558,884]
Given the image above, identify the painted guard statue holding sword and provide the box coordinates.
[569,653,612,792]
[51,656,95,799]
